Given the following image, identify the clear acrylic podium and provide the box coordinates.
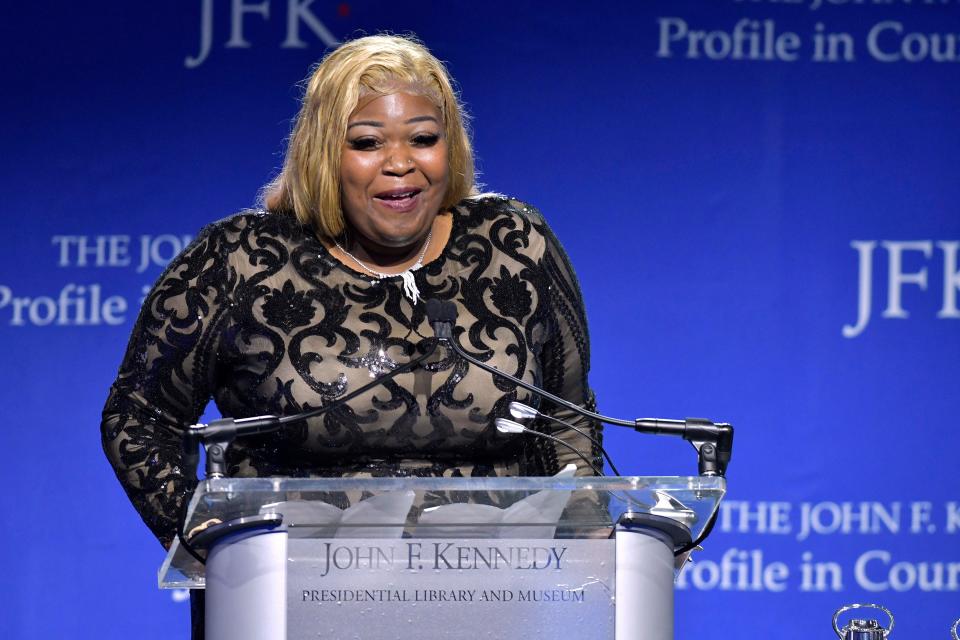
[160,475,725,640]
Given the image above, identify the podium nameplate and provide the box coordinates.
[288,538,615,640]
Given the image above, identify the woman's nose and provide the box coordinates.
[383,148,414,176]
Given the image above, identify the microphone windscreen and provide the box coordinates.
[495,418,526,434]
[425,298,458,323]
[509,401,539,421]
[425,298,442,321]
[440,300,458,323]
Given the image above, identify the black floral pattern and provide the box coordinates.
[261,280,315,333]
[101,197,600,548]
[490,265,533,321]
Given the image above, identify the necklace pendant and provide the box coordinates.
[332,228,432,305]
[400,271,421,304]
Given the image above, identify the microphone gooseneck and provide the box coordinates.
[495,418,605,477]
[510,401,621,476]
[426,298,733,477]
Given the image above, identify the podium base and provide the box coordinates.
[205,526,287,640]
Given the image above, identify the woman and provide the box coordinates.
[101,34,600,635]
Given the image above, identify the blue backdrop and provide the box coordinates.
[1,1,958,637]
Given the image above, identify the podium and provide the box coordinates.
[160,475,725,640]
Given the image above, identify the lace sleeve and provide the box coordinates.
[518,200,603,477]
[100,222,234,548]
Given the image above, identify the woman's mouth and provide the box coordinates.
[373,188,423,212]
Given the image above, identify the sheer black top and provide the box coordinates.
[101,196,601,547]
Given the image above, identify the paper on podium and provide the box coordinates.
[414,464,578,539]
[259,490,416,539]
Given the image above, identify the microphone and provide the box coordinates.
[186,338,442,479]
[495,418,605,476]
[510,401,621,476]
[426,299,733,477]
[497,419,659,520]
[174,337,443,564]
[505,403,717,559]
[426,298,456,339]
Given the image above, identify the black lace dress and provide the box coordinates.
[101,196,601,550]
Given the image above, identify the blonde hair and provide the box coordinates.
[263,35,475,238]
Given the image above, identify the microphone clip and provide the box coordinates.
[431,319,453,340]
[186,415,281,479]
[683,418,734,478]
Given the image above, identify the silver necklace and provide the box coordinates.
[333,230,433,304]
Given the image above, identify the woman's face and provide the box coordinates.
[340,92,449,255]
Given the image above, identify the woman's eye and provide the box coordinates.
[412,133,440,147]
[348,137,380,151]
